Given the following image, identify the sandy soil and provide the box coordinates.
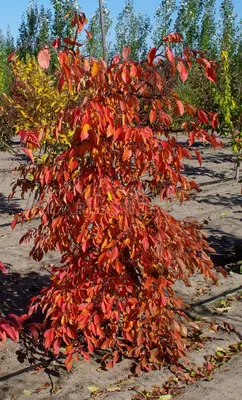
[0,138,242,400]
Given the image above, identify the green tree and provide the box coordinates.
[17,0,39,57]
[233,19,242,127]
[37,6,52,46]
[51,0,79,39]
[152,0,176,46]
[219,0,237,57]
[115,0,151,61]
[215,0,237,133]
[0,28,14,94]
[199,0,217,57]
[175,0,203,48]
[5,26,15,55]
[86,1,112,59]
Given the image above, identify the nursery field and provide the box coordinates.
[0,137,241,400]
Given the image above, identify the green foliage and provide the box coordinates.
[175,0,204,48]
[17,0,40,57]
[51,0,79,38]
[37,6,52,47]
[152,0,176,46]
[219,0,237,56]
[86,1,113,59]
[199,0,217,57]
[115,0,151,61]
[215,51,235,133]
[0,29,14,95]
[0,27,15,150]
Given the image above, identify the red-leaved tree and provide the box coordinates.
[6,13,223,372]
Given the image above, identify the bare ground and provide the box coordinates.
[0,138,242,400]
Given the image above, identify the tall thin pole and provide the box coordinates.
[98,0,107,63]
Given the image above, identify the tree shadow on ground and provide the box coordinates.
[0,268,49,317]
[195,192,242,208]
[184,163,227,180]
[0,192,23,215]
[205,227,242,267]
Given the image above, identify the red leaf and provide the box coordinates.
[177,61,188,82]
[205,361,215,371]
[29,325,39,343]
[52,38,60,49]
[194,150,202,166]
[112,55,120,66]
[163,33,183,43]
[82,240,88,253]
[0,323,18,341]
[22,148,34,163]
[122,45,131,59]
[63,37,75,46]
[142,237,149,251]
[209,112,218,130]
[110,246,119,262]
[58,75,65,92]
[176,100,185,116]
[7,51,15,63]
[198,110,208,124]
[44,328,55,349]
[206,66,216,84]
[0,261,6,274]
[166,47,175,66]
[148,47,157,64]
[37,47,50,69]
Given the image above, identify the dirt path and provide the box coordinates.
[0,138,242,400]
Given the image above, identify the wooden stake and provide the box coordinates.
[98,0,107,63]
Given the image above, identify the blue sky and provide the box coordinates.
[1,0,242,41]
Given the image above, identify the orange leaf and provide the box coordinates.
[177,61,188,82]
[149,109,157,124]
[22,148,34,163]
[122,148,132,161]
[91,61,99,77]
[186,103,196,116]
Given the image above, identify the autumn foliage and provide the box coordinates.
[1,12,223,372]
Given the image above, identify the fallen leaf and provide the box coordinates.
[23,390,32,396]
[214,306,232,312]
[107,387,121,392]
[87,385,100,393]
[118,379,137,387]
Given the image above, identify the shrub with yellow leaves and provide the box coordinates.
[2,54,84,155]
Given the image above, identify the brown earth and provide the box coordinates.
[0,137,242,400]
